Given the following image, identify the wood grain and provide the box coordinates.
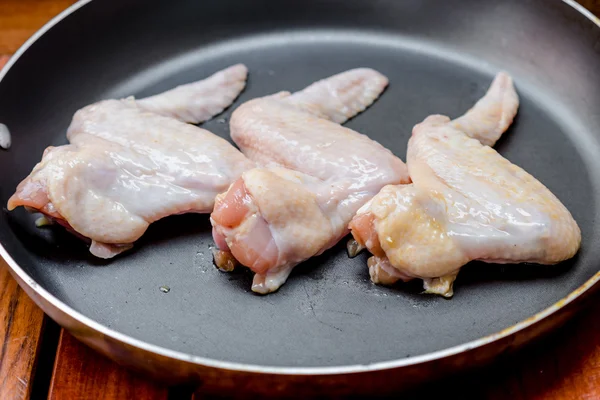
[48,331,169,400]
[0,259,46,400]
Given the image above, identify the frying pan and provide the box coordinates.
[1,0,600,396]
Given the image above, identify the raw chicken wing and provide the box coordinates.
[9,64,253,258]
[211,69,410,294]
[349,73,581,297]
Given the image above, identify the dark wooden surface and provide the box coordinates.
[1,0,600,399]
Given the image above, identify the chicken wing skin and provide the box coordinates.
[9,65,252,258]
[211,69,409,294]
[450,72,518,146]
[137,64,248,124]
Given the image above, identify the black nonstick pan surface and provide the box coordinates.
[1,0,600,395]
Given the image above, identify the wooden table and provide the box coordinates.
[2,1,600,398]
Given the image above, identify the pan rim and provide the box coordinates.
[0,0,599,376]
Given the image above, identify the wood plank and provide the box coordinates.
[0,259,47,400]
[48,330,169,400]
[0,0,78,54]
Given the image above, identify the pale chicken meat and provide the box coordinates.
[449,72,519,147]
[8,64,253,258]
[211,69,410,294]
[349,72,581,297]
[136,64,247,124]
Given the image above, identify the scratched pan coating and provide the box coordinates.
[1,0,600,395]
